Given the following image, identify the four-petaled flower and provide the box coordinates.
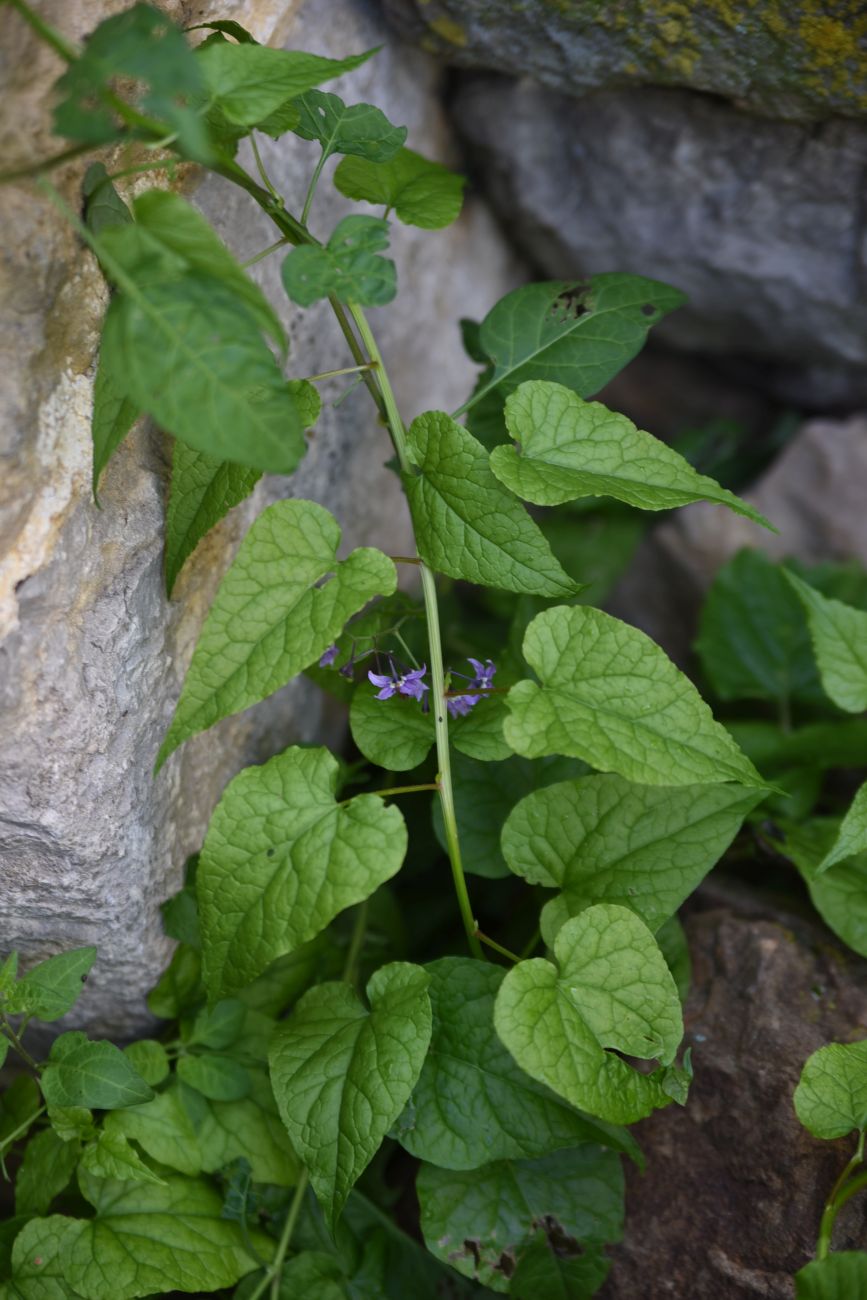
[368,664,429,702]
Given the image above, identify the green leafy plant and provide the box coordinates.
[9,3,862,1296]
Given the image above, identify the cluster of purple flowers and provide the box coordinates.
[318,643,497,719]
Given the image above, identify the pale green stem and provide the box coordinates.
[347,305,482,961]
[6,0,78,61]
[817,1128,866,1260]
[374,783,440,799]
[242,236,290,269]
[301,150,328,226]
[305,362,377,383]
[476,930,521,964]
[244,1169,310,1300]
[0,1017,40,1072]
[250,135,281,203]
[0,1106,46,1162]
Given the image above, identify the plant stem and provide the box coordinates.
[374,783,440,799]
[0,1106,46,1160]
[817,1129,866,1260]
[242,236,291,269]
[344,307,482,960]
[475,930,521,964]
[0,1019,40,1072]
[245,1169,310,1300]
[343,900,368,991]
[390,555,421,565]
[7,0,78,61]
[250,135,281,203]
[305,363,377,383]
[301,151,328,226]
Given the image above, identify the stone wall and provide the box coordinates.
[0,0,521,1035]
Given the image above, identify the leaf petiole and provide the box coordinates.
[475,930,521,964]
[817,1128,866,1259]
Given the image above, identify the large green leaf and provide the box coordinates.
[393,957,638,1170]
[99,273,306,474]
[460,274,686,421]
[796,1253,867,1299]
[794,1040,867,1139]
[817,780,867,873]
[176,1054,250,1101]
[292,90,406,163]
[778,819,867,958]
[133,190,285,347]
[104,1086,201,1178]
[432,754,585,879]
[349,685,434,771]
[183,1069,299,1186]
[785,571,867,712]
[6,946,96,1021]
[53,3,210,159]
[333,148,465,228]
[199,746,407,998]
[504,605,765,787]
[64,1170,263,1298]
[501,775,761,933]
[157,500,395,765]
[164,381,319,595]
[494,906,683,1124]
[509,1232,610,1299]
[405,412,581,597]
[491,381,769,527]
[270,962,431,1228]
[417,1146,622,1294]
[196,42,374,126]
[15,1128,80,1215]
[41,1035,154,1111]
[281,216,396,308]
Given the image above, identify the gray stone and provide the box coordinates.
[384,0,867,122]
[0,0,521,1036]
[606,413,867,665]
[601,885,867,1298]
[451,74,867,406]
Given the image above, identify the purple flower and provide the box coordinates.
[446,656,497,718]
[447,695,475,718]
[468,657,496,689]
[319,643,339,668]
[368,664,429,702]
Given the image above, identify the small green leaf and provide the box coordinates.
[48,1106,96,1144]
[432,754,585,879]
[292,89,406,162]
[199,746,407,998]
[334,147,465,228]
[785,570,867,712]
[91,326,139,503]
[462,274,686,426]
[123,1040,169,1087]
[509,1231,610,1299]
[197,42,374,127]
[186,998,246,1049]
[269,962,431,1229]
[15,1128,79,1215]
[66,1170,265,1298]
[491,381,770,529]
[165,446,260,596]
[160,884,201,948]
[349,686,434,771]
[505,604,765,787]
[405,412,581,597]
[53,4,211,160]
[795,1252,867,1298]
[104,1086,201,1178]
[41,1036,154,1111]
[2,1215,83,1298]
[281,215,396,308]
[394,957,639,1170]
[5,947,96,1022]
[417,1147,622,1294]
[794,1040,867,1139]
[502,775,761,932]
[83,163,133,237]
[133,190,285,347]
[188,19,258,44]
[80,1130,165,1186]
[0,951,18,996]
[177,1054,251,1101]
[779,819,867,958]
[494,906,683,1124]
[817,780,867,874]
[696,550,827,707]
[185,1068,300,1186]
[99,273,307,476]
[146,945,202,1019]
[157,500,395,766]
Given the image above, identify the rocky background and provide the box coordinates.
[2,2,867,1291]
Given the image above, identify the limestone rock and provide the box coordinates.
[606,413,867,665]
[0,1,521,1035]
[384,0,867,122]
[600,887,867,1298]
[451,75,867,407]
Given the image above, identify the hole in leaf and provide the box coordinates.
[641,303,656,316]
[550,282,591,321]
[533,1214,582,1259]
[494,1250,517,1278]
[461,1239,481,1269]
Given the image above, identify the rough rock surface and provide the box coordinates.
[0,0,521,1034]
[606,413,867,665]
[384,0,867,122]
[452,75,867,408]
[601,885,867,1299]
